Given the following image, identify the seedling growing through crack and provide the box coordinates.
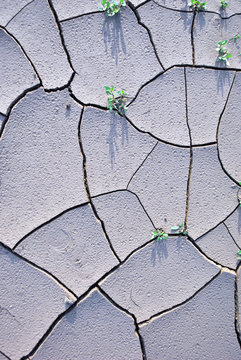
[237,250,241,261]
[98,0,127,16]
[220,0,228,8]
[171,223,188,235]
[152,228,168,241]
[216,40,232,65]
[188,0,207,11]
[105,86,128,115]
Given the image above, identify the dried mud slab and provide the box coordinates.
[7,0,73,89]
[100,237,219,322]
[0,244,75,360]
[138,1,193,68]
[0,88,87,247]
[61,6,161,106]
[30,290,142,360]
[0,28,39,115]
[140,271,240,360]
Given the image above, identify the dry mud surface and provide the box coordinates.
[0,1,241,359]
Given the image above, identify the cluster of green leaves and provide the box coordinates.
[152,228,168,241]
[99,0,127,16]
[188,0,207,11]
[237,250,241,260]
[220,0,228,8]
[216,40,232,65]
[105,86,128,115]
[171,223,187,235]
[232,34,241,41]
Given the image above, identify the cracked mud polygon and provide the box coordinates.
[0,0,241,359]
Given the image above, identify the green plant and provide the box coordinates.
[98,0,127,16]
[188,0,207,11]
[171,223,187,235]
[220,0,228,8]
[237,250,241,260]
[152,228,168,241]
[232,34,241,41]
[105,86,128,115]
[216,40,232,65]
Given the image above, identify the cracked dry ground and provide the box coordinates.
[0,1,241,359]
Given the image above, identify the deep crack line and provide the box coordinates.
[138,270,221,326]
[97,286,147,360]
[47,0,76,74]
[191,10,197,65]
[1,241,78,299]
[0,350,12,360]
[78,107,121,263]
[234,266,241,348]
[183,67,193,233]
[0,83,41,138]
[1,26,42,86]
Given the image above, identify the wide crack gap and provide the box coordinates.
[126,141,158,189]
[216,71,240,186]
[1,241,78,299]
[47,0,76,75]
[78,107,121,263]
[1,26,42,85]
[97,285,147,360]
[183,67,193,233]
[191,10,197,65]
[128,2,165,70]
[138,270,221,326]
[0,83,41,138]
[234,266,241,348]
[5,0,35,27]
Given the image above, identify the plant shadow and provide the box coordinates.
[102,12,126,65]
[106,112,128,169]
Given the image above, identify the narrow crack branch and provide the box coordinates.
[183,67,193,233]
[12,203,88,250]
[128,2,165,70]
[138,270,221,326]
[127,141,158,189]
[223,222,241,250]
[78,107,121,263]
[5,0,34,27]
[216,71,240,186]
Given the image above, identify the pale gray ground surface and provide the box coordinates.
[0,1,241,359]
